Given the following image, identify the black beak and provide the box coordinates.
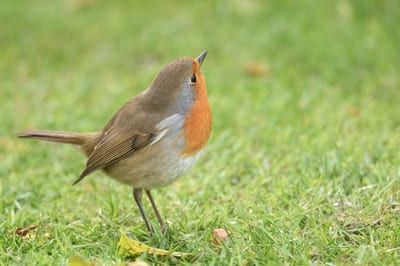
[197,51,208,66]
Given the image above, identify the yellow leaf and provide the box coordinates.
[118,229,193,258]
[68,256,94,266]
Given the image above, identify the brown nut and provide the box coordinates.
[212,228,228,244]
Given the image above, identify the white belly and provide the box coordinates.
[104,138,202,189]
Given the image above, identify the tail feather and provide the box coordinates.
[17,130,86,145]
[17,129,101,157]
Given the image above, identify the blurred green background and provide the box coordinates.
[1,0,400,264]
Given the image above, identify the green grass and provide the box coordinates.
[1,0,400,264]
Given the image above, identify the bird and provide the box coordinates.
[17,51,212,235]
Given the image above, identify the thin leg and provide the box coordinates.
[145,189,167,234]
[133,188,152,235]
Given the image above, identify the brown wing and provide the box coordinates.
[72,131,154,185]
[72,96,162,185]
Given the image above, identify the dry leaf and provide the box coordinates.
[118,229,193,258]
[13,225,39,237]
[244,62,269,77]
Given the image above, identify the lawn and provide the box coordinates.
[1,0,400,264]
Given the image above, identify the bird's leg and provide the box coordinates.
[133,188,153,235]
[145,189,167,235]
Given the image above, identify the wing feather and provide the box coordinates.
[73,132,154,185]
[72,103,183,186]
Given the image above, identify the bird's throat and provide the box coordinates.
[180,78,212,157]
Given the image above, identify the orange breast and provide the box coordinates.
[181,69,212,157]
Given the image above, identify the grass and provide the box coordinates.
[1,0,400,264]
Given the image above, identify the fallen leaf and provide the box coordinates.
[13,225,39,237]
[68,256,95,266]
[118,229,193,258]
[244,62,269,77]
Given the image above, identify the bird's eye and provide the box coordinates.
[191,74,197,83]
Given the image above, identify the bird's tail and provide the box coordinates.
[17,130,88,144]
[17,129,100,156]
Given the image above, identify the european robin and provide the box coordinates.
[17,51,212,235]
